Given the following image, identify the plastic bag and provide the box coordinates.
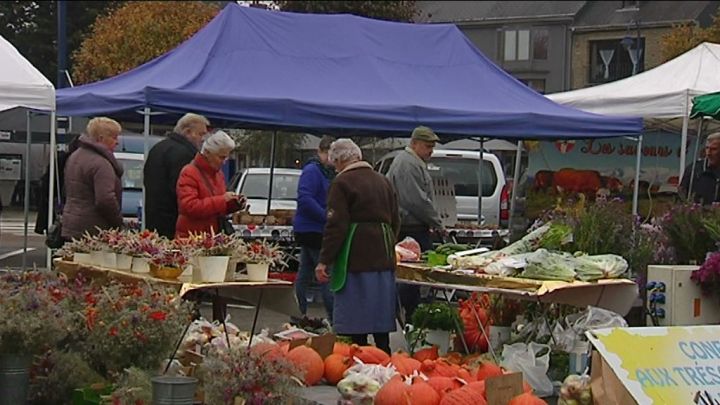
[484,253,533,276]
[570,306,627,336]
[395,237,421,261]
[501,342,554,397]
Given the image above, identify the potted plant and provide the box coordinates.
[123,230,165,274]
[410,302,463,355]
[242,239,285,282]
[0,271,75,404]
[186,231,245,283]
[58,237,94,265]
[483,294,524,350]
[149,248,189,280]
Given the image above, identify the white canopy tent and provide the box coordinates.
[0,34,56,269]
[548,42,720,179]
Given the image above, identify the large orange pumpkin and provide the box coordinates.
[426,376,462,399]
[324,353,351,385]
[508,392,548,405]
[249,342,284,361]
[475,361,504,381]
[375,375,411,405]
[413,345,439,362]
[439,386,487,405]
[286,346,324,386]
[386,352,422,376]
[350,344,389,364]
[333,342,352,357]
[408,377,441,405]
[464,381,486,398]
[456,367,476,382]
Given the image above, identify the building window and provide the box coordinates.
[533,29,549,60]
[589,38,644,84]
[504,29,530,61]
[519,79,546,94]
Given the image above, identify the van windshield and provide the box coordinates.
[428,157,497,197]
[118,159,143,189]
[241,174,299,200]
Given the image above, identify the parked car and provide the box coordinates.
[230,168,302,215]
[374,149,509,227]
[113,134,163,217]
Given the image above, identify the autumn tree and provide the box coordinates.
[71,1,220,84]
[276,1,417,22]
[661,12,720,62]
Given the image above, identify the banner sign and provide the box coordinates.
[587,326,720,405]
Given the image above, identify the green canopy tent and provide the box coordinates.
[685,92,720,199]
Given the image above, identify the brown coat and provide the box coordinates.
[319,162,400,273]
[61,135,124,239]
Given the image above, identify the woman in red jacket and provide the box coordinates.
[175,130,246,238]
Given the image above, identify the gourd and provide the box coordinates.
[475,361,504,381]
[324,353,352,385]
[385,352,421,376]
[286,345,324,386]
[408,377,441,405]
[374,375,411,405]
[508,392,549,405]
[413,345,439,362]
[439,386,488,405]
[350,344,390,364]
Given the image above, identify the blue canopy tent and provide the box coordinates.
[56,4,643,226]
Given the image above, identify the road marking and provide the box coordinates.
[0,248,37,261]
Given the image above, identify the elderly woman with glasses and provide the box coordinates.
[175,130,246,238]
[315,139,400,353]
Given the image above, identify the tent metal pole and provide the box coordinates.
[632,135,643,218]
[22,111,32,270]
[679,92,690,180]
[266,131,277,215]
[508,140,523,238]
[477,137,484,226]
[47,112,57,270]
[688,118,704,200]
[142,107,150,230]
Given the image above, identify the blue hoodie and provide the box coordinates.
[293,159,333,234]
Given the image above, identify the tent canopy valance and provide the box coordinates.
[57,3,641,140]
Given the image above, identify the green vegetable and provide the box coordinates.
[539,222,573,251]
[520,249,576,282]
[574,254,628,280]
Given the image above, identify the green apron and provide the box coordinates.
[330,222,395,293]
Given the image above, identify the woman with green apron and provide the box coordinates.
[315,139,400,354]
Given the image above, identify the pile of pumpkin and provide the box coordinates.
[254,340,549,404]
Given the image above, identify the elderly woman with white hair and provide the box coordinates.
[315,139,400,353]
[175,130,246,238]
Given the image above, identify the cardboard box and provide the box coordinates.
[288,333,336,359]
[590,350,638,405]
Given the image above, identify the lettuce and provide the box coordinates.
[520,249,576,282]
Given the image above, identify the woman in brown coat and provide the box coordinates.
[315,139,400,353]
[61,117,124,240]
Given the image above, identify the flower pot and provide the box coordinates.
[246,263,269,282]
[425,329,451,355]
[197,256,230,283]
[488,326,512,350]
[149,264,184,280]
[0,354,32,405]
[74,253,93,266]
[90,251,104,267]
[181,264,193,278]
[226,258,239,281]
[152,375,198,405]
[102,252,117,268]
[116,254,133,271]
[132,257,151,274]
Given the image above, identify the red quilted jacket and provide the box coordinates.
[175,154,235,238]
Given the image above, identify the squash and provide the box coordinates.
[464,381,486,398]
[443,352,464,365]
[374,375,411,405]
[249,342,284,361]
[386,352,421,376]
[457,293,490,353]
[324,353,352,385]
[286,346,324,386]
[333,342,352,357]
[426,376,462,399]
[439,386,487,405]
[475,361,504,381]
[413,345,439,362]
[408,377,441,405]
[456,367,476,382]
[508,392,548,405]
[350,344,389,365]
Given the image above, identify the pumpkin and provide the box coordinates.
[457,292,490,353]
[523,380,533,393]
[374,375,411,405]
[286,346,324,386]
[456,367,476,382]
[439,386,487,405]
[443,352,464,365]
[413,345,439,362]
[408,377,441,405]
[350,344,389,365]
[333,342,352,357]
[249,342,284,361]
[386,352,422,376]
[324,353,352,385]
[475,361,504,381]
[508,392,548,405]
[464,381,486,398]
[426,376,462,399]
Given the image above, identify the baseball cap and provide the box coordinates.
[411,126,440,143]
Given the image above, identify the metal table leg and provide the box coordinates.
[247,289,265,348]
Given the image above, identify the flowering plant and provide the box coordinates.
[243,239,285,266]
[0,270,76,355]
[692,252,720,297]
[185,230,246,257]
[200,344,299,405]
[150,248,190,269]
[659,203,715,264]
[79,281,193,378]
[121,229,167,258]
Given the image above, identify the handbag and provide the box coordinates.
[45,153,65,248]
[192,162,236,236]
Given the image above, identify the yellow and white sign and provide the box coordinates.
[587,326,720,405]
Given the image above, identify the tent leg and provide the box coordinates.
[142,107,151,230]
[477,137,484,226]
[679,93,690,179]
[22,111,32,270]
[632,135,643,218]
[47,112,57,270]
[508,141,523,238]
[266,131,277,215]
[688,118,704,200]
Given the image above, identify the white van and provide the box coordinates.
[375,149,509,227]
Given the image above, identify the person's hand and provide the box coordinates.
[315,263,329,283]
[223,192,239,202]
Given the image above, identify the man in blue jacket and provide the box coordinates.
[293,136,336,322]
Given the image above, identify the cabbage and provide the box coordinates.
[520,249,576,282]
[574,254,628,280]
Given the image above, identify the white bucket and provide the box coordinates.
[116,254,133,271]
[197,256,230,283]
[103,252,117,269]
[74,253,93,266]
[90,251,104,267]
[246,263,269,282]
[425,329,451,355]
[131,257,150,274]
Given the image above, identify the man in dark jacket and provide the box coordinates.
[679,132,720,205]
[144,113,209,238]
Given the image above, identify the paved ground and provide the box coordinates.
[0,208,47,270]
